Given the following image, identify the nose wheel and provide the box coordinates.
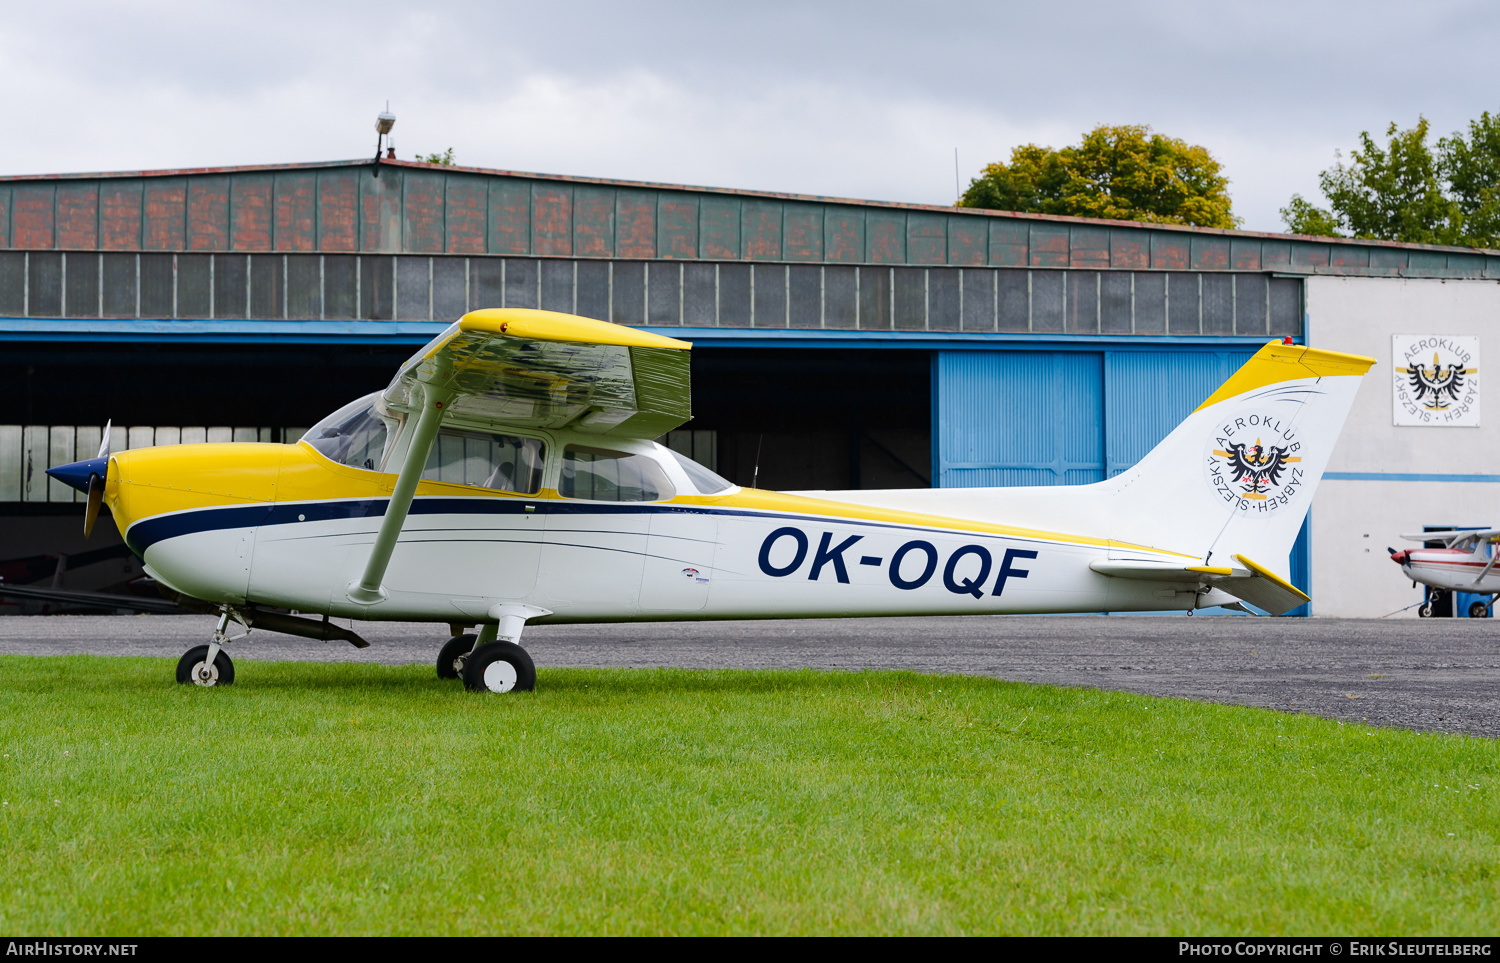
[176,644,235,686]
[176,608,246,687]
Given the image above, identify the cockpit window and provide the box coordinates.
[560,446,674,502]
[666,448,734,495]
[302,394,392,471]
[422,429,545,494]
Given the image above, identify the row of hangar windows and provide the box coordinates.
[0,250,1303,337]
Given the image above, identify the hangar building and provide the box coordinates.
[2,157,1497,617]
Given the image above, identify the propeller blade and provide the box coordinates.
[82,420,113,539]
[83,473,104,539]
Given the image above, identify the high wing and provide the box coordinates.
[1400,528,1500,546]
[346,309,693,607]
[383,308,693,440]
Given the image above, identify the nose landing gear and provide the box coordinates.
[176,644,235,686]
[176,608,247,687]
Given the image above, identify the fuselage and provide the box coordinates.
[104,439,1209,624]
[1391,546,1500,594]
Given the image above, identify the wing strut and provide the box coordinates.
[347,381,453,604]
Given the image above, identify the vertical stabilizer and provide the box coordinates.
[812,341,1377,586]
[1105,342,1374,573]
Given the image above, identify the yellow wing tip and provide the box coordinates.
[1186,565,1234,576]
[458,308,692,351]
[1194,340,1376,412]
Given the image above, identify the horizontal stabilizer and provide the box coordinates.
[1089,554,1308,616]
[1214,555,1310,616]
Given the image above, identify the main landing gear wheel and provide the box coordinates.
[462,642,536,693]
[176,645,235,687]
[1470,600,1491,619]
[437,634,478,679]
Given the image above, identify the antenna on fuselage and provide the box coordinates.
[752,433,763,490]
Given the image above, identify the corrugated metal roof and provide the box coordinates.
[0,158,1495,277]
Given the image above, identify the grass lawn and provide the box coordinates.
[0,656,1495,935]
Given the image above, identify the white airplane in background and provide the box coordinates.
[44,309,1375,693]
[1389,530,1500,617]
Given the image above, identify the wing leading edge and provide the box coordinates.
[383,309,693,440]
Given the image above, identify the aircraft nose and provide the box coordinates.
[44,456,109,495]
[1387,548,1408,565]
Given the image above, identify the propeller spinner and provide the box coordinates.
[43,420,113,538]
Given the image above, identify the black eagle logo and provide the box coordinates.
[1222,440,1291,495]
[1407,353,1467,410]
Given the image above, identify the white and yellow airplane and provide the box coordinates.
[47,309,1375,692]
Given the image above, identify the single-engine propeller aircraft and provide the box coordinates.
[1388,529,1500,617]
[46,309,1375,692]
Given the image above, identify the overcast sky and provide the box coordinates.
[1,1,1495,232]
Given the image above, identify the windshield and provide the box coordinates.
[667,448,734,494]
[302,393,392,471]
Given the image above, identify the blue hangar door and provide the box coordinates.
[930,347,1311,615]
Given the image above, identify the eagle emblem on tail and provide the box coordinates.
[1218,439,1293,496]
[1406,352,1467,410]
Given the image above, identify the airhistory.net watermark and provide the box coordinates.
[5,944,138,957]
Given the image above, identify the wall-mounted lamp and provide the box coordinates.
[372,103,397,178]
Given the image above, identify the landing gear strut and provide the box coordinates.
[176,609,245,687]
[460,604,549,693]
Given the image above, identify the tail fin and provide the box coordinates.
[814,341,1376,584]
[1103,341,1374,573]
[809,341,1375,587]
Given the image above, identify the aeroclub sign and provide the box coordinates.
[1393,335,1480,427]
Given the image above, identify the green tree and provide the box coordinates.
[418,148,455,166]
[1279,196,1344,238]
[1281,118,1462,244]
[1439,111,1500,247]
[958,124,1239,229]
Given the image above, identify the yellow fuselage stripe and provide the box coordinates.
[104,441,1192,558]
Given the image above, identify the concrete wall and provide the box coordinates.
[1307,276,1500,617]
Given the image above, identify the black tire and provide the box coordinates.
[462,641,536,693]
[1470,601,1491,619]
[437,634,477,679]
[1419,604,1434,618]
[175,645,235,687]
